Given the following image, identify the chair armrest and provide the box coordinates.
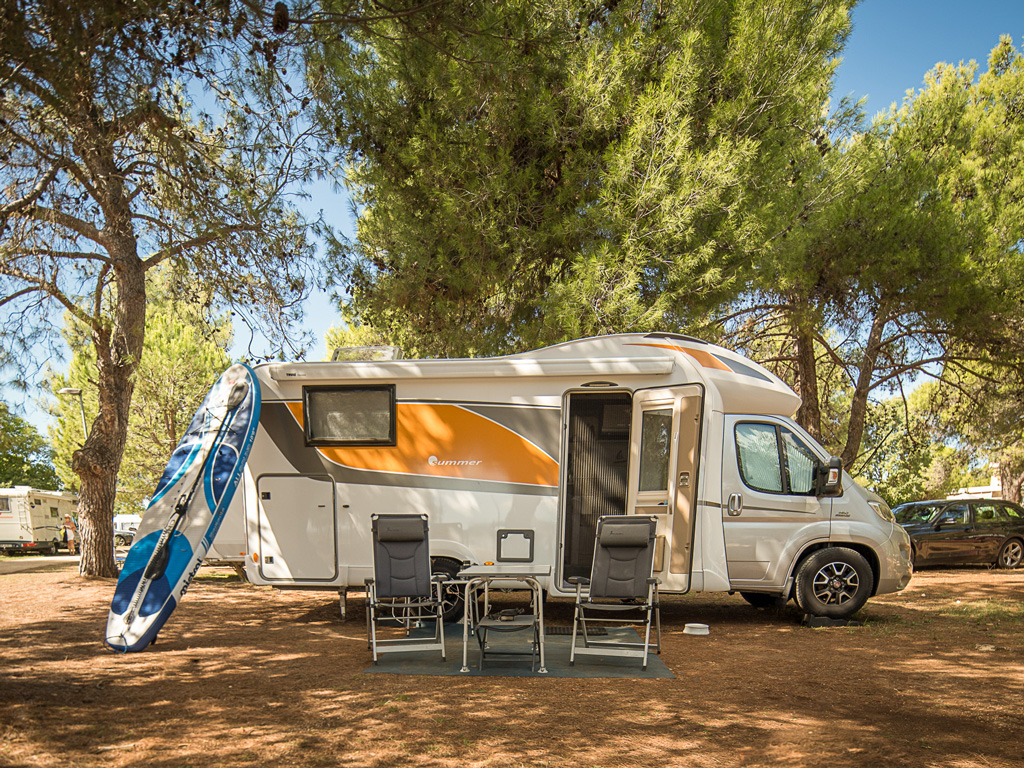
[567,577,591,585]
[364,578,375,587]
[647,577,660,586]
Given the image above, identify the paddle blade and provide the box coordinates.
[143,541,172,581]
[226,379,249,410]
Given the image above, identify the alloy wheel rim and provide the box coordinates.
[438,579,463,618]
[811,561,860,605]
[1002,541,1023,567]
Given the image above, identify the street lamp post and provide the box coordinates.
[56,387,89,568]
[57,387,88,441]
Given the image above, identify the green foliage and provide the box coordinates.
[925,365,1024,503]
[854,390,946,506]
[0,401,60,489]
[317,0,853,355]
[1,1,320,573]
[48,269,231,514]
[724,36,1024,471]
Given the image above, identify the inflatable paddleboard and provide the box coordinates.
[105,363,260,652]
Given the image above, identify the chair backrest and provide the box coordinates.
[588,515,657,599]
[371,514,432,599]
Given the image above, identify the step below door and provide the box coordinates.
[256,474,338,582]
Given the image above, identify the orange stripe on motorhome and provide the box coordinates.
[285,401,558,487]
[627,342,732,372]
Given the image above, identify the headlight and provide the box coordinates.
[869,501,895,523]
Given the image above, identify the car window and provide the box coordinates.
[780,428,817,494]
[894,503,942,524]
[735,422,820,496]
[974,503,1002,525]
[1000,503,1024,521]
[936,504,969,525]
[735,423,784,493]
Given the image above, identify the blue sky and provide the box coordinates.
[8,1,1024,432]
[834,0,1023,116]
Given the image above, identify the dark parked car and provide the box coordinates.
[894,499,1024,569]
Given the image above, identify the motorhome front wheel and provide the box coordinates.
[794,547,872,619]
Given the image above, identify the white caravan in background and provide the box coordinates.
[238,333,913,619]
[0,487,78,554]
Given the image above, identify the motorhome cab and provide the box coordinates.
[242,333,912,619]
[0,487,78,555]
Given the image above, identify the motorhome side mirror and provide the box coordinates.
[814,456,844,497]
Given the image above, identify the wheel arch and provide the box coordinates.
[788,541,881,599]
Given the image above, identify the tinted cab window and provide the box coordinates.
[735,423,817,496]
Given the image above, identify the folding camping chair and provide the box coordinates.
[569,515,661,670]
[365,513,446,663]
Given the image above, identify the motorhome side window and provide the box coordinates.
[0,498,8,512]
[303,385,396,446]
[638,408,673,492]
[735,422,817,496]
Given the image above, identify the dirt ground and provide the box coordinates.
[1,560,1023,768]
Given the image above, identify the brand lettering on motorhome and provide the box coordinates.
[428,455,483,467]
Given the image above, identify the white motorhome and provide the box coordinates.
[240,333,912,619]
[0,487,78,555]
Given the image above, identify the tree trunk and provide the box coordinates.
[792,321,822,441]
[71,233,147,577]
[1001,464,1024,504]
[841,306,888,471]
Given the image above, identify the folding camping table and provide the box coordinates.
[458,565,550,674]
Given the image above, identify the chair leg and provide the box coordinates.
[369,606,379,664]
[641,609,653,670]
[569,604,580,666]
[436,600,446,661]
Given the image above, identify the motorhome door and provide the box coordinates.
[626,385,704,591]
[255,474,339,582]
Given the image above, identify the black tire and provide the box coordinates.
[996,538,1023,569]
[740,592,788,611]
[431,557,465,622]
[114,534,127,547]
[794,547,872,619]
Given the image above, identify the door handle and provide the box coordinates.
[678,471,690,488]
[727,493,743,516]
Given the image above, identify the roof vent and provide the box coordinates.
[330,345,404,362]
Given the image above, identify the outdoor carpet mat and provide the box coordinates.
[363,624,674,678]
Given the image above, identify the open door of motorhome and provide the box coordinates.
[626,385,704,592]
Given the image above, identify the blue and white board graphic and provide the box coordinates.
[105,363,261,652]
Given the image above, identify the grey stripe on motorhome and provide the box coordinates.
[449,402,560,461]
[711,354,773,382]
[259,401,561,496]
